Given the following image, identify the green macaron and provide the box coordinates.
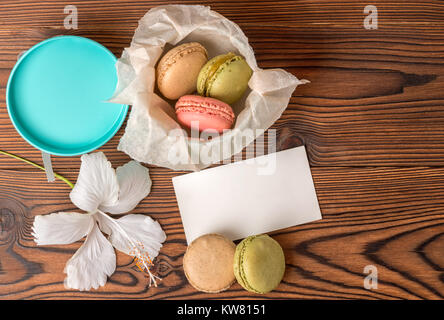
[234,234,285,294]
[197,52,253,105]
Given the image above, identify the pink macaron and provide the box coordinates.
[175,95,235,133]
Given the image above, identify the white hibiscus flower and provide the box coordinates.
[32,152,166,291]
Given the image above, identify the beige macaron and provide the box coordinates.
[183,233,236,293]
[156,42,208,100]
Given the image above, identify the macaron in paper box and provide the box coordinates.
[109,4,308,171]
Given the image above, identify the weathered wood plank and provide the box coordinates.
[1,25,444,168]
[1,166,444,299]
[1,0,444,300]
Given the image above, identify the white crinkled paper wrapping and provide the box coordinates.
[109,4,307,171]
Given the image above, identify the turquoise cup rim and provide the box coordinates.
[6,35,128,157]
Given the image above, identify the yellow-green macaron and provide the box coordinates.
[197,52,253,105]
[234,234,285,294]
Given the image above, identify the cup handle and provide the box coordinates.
[41,151,55,182]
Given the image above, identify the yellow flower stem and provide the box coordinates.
[0,150,74,188]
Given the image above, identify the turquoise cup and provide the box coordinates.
[6,36,128,179]
[7,35,128,156]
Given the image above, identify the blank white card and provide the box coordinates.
[172,146,322,244]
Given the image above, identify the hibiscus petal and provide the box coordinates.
[70,152,119,212]
[64,220,116,291]
[32,212,93,245]
[99,161,152,214]
[96,212,166,260]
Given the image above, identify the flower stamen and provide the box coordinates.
[130,241,162,287]
[98,210,161,287]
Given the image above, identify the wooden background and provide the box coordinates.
[1,0,444,299]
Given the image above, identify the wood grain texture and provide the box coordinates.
[2,25,444,167]
[1,0,444,27]
[1,0,444,300]
[2,166,444,299]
